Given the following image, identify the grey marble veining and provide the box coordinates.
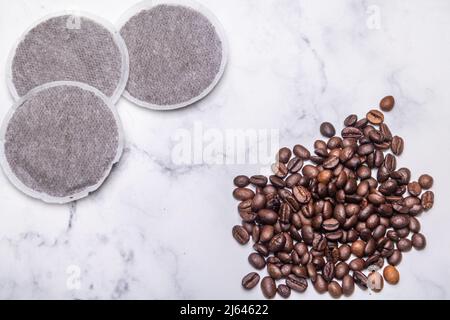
[0,0,449,299]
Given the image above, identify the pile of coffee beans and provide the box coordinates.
[232,96,434,299]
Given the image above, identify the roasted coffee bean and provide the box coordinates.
[377,166,390,183]
[293,144,311,160]
[418,174,433,189]
[233,188,255,201]
[367,110,384,125]
[384,154,397,172]
[335,262,350,280]
[267,263,283,280]
[253,243,269,257]
[387,249,402,266]
[326,230,343,242]
[248,253,266,269]
[407,182,422,197]
[364,238,376,256]
[277,284,291,298]
[349,258,365,271]
[281,264,293,277]
[412,233,426,250]
[390,214,410,229]
[261,276,277,298]
[378,124,392,142]
[421,191,434,210]
[286,274,308,292]
[397,238,412,252]
[269,233,286,253]
[306,263,317,282]
[292,265,308,278]
[323,156,340,170]
[368,193,385,205]
[260,225,275,243]
[344,114,358,127]
[328,136,343,149]
[409,216,421,233]
[372,225,386,240]
[380,96,395,112]
[251,194,266,211]
[328,281,342,298]
[256,211,279,227]
[391,168,411,185]
[355,118,368,129]
[353,271,368,289]
[242,272,260,289]
[366,214,380,230]
[293,185,311,204]
[320,122,336,138]
[234,175,250,187]
[358,143,375,156]
[383,265,399,285]
[323,261,335,282]
[338,244,352,261]
[233,225,250,244]
[342,275,355,296]
[351,240,366,258]
[285,173,301,188]
[250,175,268,187]
[313,274,328,293]
[322,218,340,232]
[364,254,381,268]
[278,147,292,164]
[287,157,304,173]
[272,162,288,178]
[252,226,260,242]
[269,175,286,188]
[342,127,363,139]
[391,136,404,156]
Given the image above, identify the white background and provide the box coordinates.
[0,0,449,299]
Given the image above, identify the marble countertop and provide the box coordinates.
[0,0,449,299]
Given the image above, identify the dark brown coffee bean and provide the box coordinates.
[285,173,301,188]
[261,276,276,299]
[387,230,400,242]
[367,110,384,125]
[269,175,285,188]
[379,123,392,140]
[322,218,340,232]
[421,191,434,210]
[353,271,368,289]
[232,225,250,244]
[418,174,433,189]
[259,225,274,243]
[344,114,358,127]
[277,284,291,298]
[268,233,286,253]
[302,165,319,178]
[323,261,335,282]
[292,265,308,278]
[293,185,311,204]
[355,118,369,129]
[258,209,278,225]
[313,274,328,293]
[390,214,410,229]
[317,170,333,184]
[281,264,293,277]
[323,156,340,170]
[242,272,260,289]
[349,258,365,271]
[335,262,349,280]
[409,216,421,233]
[387,249,402,266]
[342,127,363,139]
[320,122,336,138]
[305,262,317,282]
[391,136,404,155]
[412,233,426,250]
[252,226,260,243]
[278,147,292,164]
[272,162,288,178]
[328,281,342,298]
[233,188,255,201]
[253,243,269,257]
[338,244,351,261]
[248,252,266,269]
[380,96,395,112]
[372,225,386,240]
[391,168,411,185]
[341,274,354,296]
[251,194,266,211]
[368,193,385,205]
[397,238,412,252]
[287,157,303,173]
[286,274,308,292]
[407,182,421,197]
[267,263,282,280]
[234,175,250,187]
[293,145,310,160]
[384,153,397,172]
[250,175,268,187]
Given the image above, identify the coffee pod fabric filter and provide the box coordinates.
[119,1,228,110]
[8,13,129,103]
[0,82,124,204]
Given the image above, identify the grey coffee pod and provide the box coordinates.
[0,82,124,203]
[118,0,228,110]
[7,12,129,103]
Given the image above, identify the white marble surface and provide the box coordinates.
[0,0,449,300]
